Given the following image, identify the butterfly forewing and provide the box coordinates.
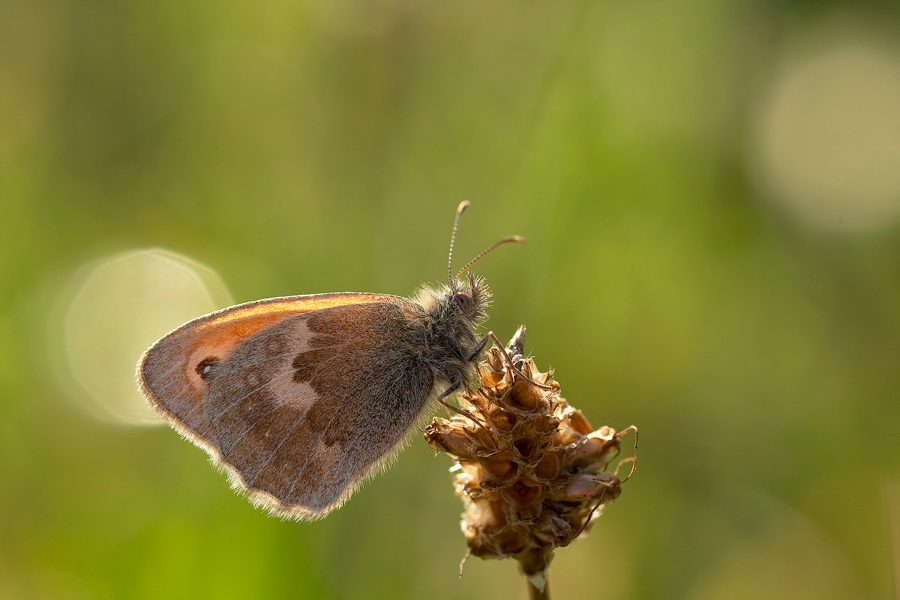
[139,292,440,519]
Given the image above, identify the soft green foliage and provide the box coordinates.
[2,1,900,598]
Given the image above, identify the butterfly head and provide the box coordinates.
[412,274,491,379]
[416,271,491,327]
[408,203,524,370]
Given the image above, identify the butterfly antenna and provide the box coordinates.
[447,201,470,288]
[454,235,525,282]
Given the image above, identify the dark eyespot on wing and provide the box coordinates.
[196,356,220,380]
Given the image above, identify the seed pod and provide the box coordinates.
[424,326,636,585]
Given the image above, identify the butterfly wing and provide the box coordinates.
[139,293,436,520]
[140,293,390,441]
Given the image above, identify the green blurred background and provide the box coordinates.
[3,0,900,598]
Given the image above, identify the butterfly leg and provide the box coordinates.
[436,384,498,447]
[436,383,461,417]
[486,331,554,390]
[465,333,493,362]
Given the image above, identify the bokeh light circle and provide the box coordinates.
[750,37,900,233]
[62,249,233,424]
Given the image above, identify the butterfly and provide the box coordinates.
[138,202,523,520]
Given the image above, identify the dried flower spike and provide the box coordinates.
[425,326,636,597]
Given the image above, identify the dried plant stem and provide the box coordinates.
[526,577,550,600]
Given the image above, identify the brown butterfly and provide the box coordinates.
[138,202,523,520]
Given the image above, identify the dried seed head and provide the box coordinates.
[424,326,637,584]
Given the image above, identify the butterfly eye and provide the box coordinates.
[454,291,474,313]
